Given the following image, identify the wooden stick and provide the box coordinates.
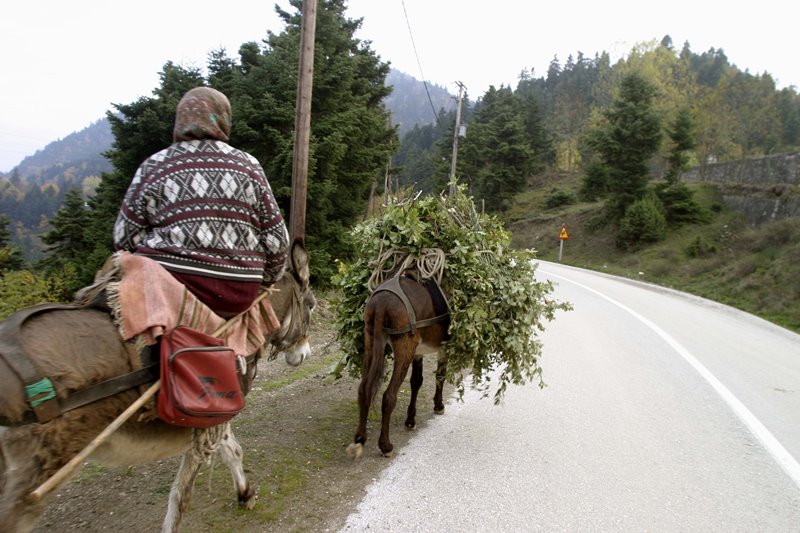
[26,380,161,503]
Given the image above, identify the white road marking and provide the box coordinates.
[542,269,800,490]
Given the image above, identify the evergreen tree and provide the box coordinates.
[461,86,535,212]
[665,107,696,184]
[40,188,94,289]
[587,72,662,220]
[657,106,708,226]
[0,215,23,273]
[233,0,396,280]
[518,86,554,171]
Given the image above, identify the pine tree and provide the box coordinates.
[665,107,697,184]
[233,0,396,280]
[587,72,662,220]
[40,188,94,288]
[0,215,23,273]
[460,86,535,212]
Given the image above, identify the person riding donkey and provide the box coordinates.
[101,86,300,413]
[114,86,290,319]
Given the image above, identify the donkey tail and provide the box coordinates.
[362,302,387,407]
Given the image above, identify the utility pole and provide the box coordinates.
[290,0,317,243]
[384,111,393,201]
[448,81,466,198]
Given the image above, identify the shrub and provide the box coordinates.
[544,188,577,209]
[686,236,717,258]
[655,182,710,226]
[616,194,667,249]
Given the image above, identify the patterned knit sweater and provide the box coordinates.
[113,140,289,285]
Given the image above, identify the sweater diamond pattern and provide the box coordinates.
[113,140,289,283]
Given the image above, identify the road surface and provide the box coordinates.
[341,261,800,532]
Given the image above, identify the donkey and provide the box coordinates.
[0,240,315,533]
[347,274,449,459]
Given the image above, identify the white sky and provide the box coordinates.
[1,0,797,173]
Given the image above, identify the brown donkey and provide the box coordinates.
[0,241,315,533]
[347,274,449,459]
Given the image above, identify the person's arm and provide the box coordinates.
[257,173,290,285]
[112,166,150,251]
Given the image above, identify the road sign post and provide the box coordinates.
[558,224,570,261]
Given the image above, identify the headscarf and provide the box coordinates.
[172,87,232,142]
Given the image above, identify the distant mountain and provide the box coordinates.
[7,119,113,186]
[1,70,450,187]
[385,70,455,136]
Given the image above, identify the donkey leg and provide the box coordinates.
[162,427,222,533]
[378,350,413,457]
[0,431,49,533]
[217,424,256,510]
[433,354,448,414]
[347,373,372,459]
[162,448,203,533]
[405,357,423,430]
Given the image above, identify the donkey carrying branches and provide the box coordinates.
[0,241,315,533]
[347,270,450,459]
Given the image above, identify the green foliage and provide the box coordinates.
[0,215,22,273]
[587,72,662,220]
[580,159,610,201]
[665,107,697,184]
[39,188,101,293]
[332,185,570,402]
[654,182,710,226]
[685,236,717,258]
[0,268,76,320]
[616,193,667,249]
[462,86,537,212]
[544,188,577,209]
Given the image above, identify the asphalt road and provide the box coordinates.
[341,261,800,532]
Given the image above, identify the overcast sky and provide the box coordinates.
[1,0,797,173]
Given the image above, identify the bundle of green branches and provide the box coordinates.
[331,185,570,402]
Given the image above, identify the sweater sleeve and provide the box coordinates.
[256,167,290,285]
[113,166,150,251]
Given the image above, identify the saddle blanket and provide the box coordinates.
[109,252,280,356]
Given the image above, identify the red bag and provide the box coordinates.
[157,325,245,427]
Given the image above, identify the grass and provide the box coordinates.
[508,177,800,334]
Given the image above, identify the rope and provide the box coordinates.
[367,248,446,292]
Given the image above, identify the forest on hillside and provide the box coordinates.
[394,36,799,206]
[0,0,798,314]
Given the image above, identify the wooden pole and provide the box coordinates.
[448,81,466,198]
[290,0,318,242]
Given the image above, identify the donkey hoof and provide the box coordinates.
[434,406,445,415]
[405,420,416,430]
[381,449,395,458]
[346,442,364,460]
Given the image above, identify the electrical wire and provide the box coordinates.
[400,0,439,124]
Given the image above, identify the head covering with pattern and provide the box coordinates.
[172,87,232,143]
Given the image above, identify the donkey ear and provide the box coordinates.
[291,239,310,287]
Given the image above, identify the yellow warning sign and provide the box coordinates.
[559,225,570,240]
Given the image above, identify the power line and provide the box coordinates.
[400,0,438,124]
